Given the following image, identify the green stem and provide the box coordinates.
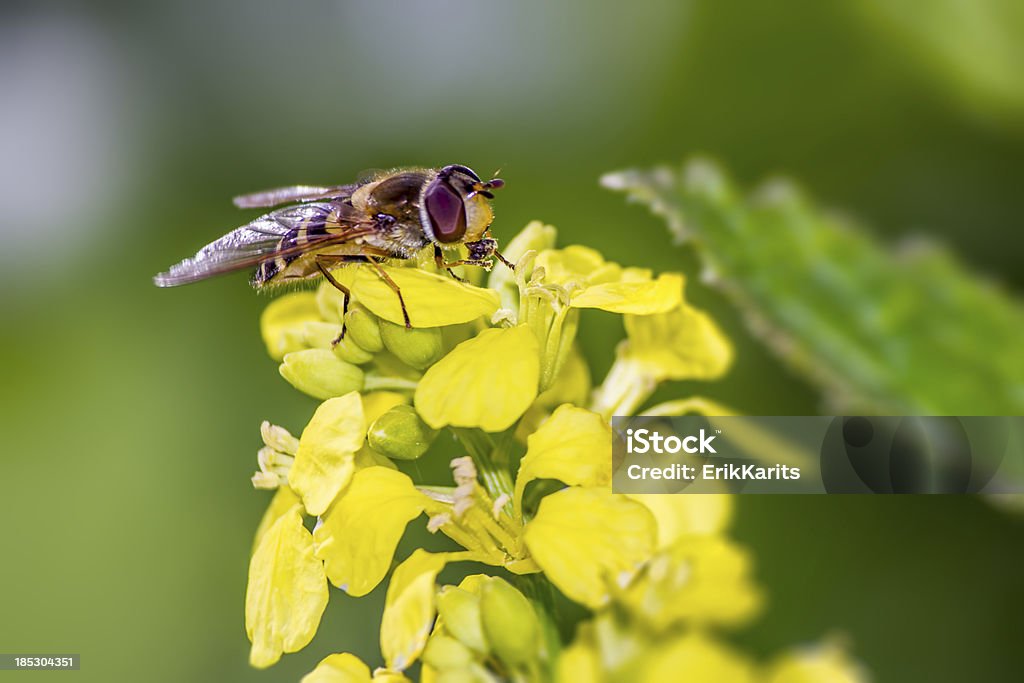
[362,375,419,392]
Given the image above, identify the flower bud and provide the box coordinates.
[379,321,443,370]
[279,349,364,400]
[422,634,474,670]
[367,405,438,460]
[436,586,488,653]
[344,304,384,353]
[332,335,374,365]
[479,578,541,668]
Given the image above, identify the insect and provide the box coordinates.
[154,164,509,330]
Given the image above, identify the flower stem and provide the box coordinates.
[362,375,419,392]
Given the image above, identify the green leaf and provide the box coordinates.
[604,159,1024,414]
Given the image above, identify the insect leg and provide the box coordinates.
[361,250,412,329]
[435,245,468,283]
[315,256,351,343]
[493,248,515,272]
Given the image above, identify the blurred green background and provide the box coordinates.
[2,1,1022,680]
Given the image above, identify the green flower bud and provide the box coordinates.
[332,335,374,365]
[279,349,364,400]
[379,320,443,370]
[367,405,438,460]
[345,305,384,353]
[422,634,474,670]
[479,578,541,668]
[436,586,488,654]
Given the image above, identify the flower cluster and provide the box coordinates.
[244,221,866,682]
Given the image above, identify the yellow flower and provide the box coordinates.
[513,404,611,516]
[286,392,366,515]
[591,299,733,419]
[622,302,733,382]
[618,535,762,631]
[245,505,328,668]
[237,217,863,681]
[351,266,500,327]
[523,487,656,608]
[414,325,540,432]
[380,550,448,671]
[313,467,429,596]
[533,245,683,315]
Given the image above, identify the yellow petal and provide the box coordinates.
[623,304,733,381]
[620,536,761,631]
[381,550,448,671]
[246,505,328,668]
[313,468,427,596]
[252,486,302,553]
[301,653,372,683]
[556,642,602,683]
[280,349,366,400]
[624,494,733,548]
[535,345,591,409]
[415,325,540,432]
[289,392,365,516]
[641,633,755,683]
[523,488,655,608]
[514,405,611,516]
[353,267,499,328]
[534,245,610,286]
[261,292,321,361]
[371,671,412,683]
[570,273,683,315]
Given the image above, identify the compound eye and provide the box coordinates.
[424,179,467,243]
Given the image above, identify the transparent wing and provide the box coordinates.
[232,183,358,209]
[153,203,373,287]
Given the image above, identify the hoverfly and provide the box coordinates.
[154,164,508,329]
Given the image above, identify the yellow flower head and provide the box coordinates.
[238,219,865,682]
